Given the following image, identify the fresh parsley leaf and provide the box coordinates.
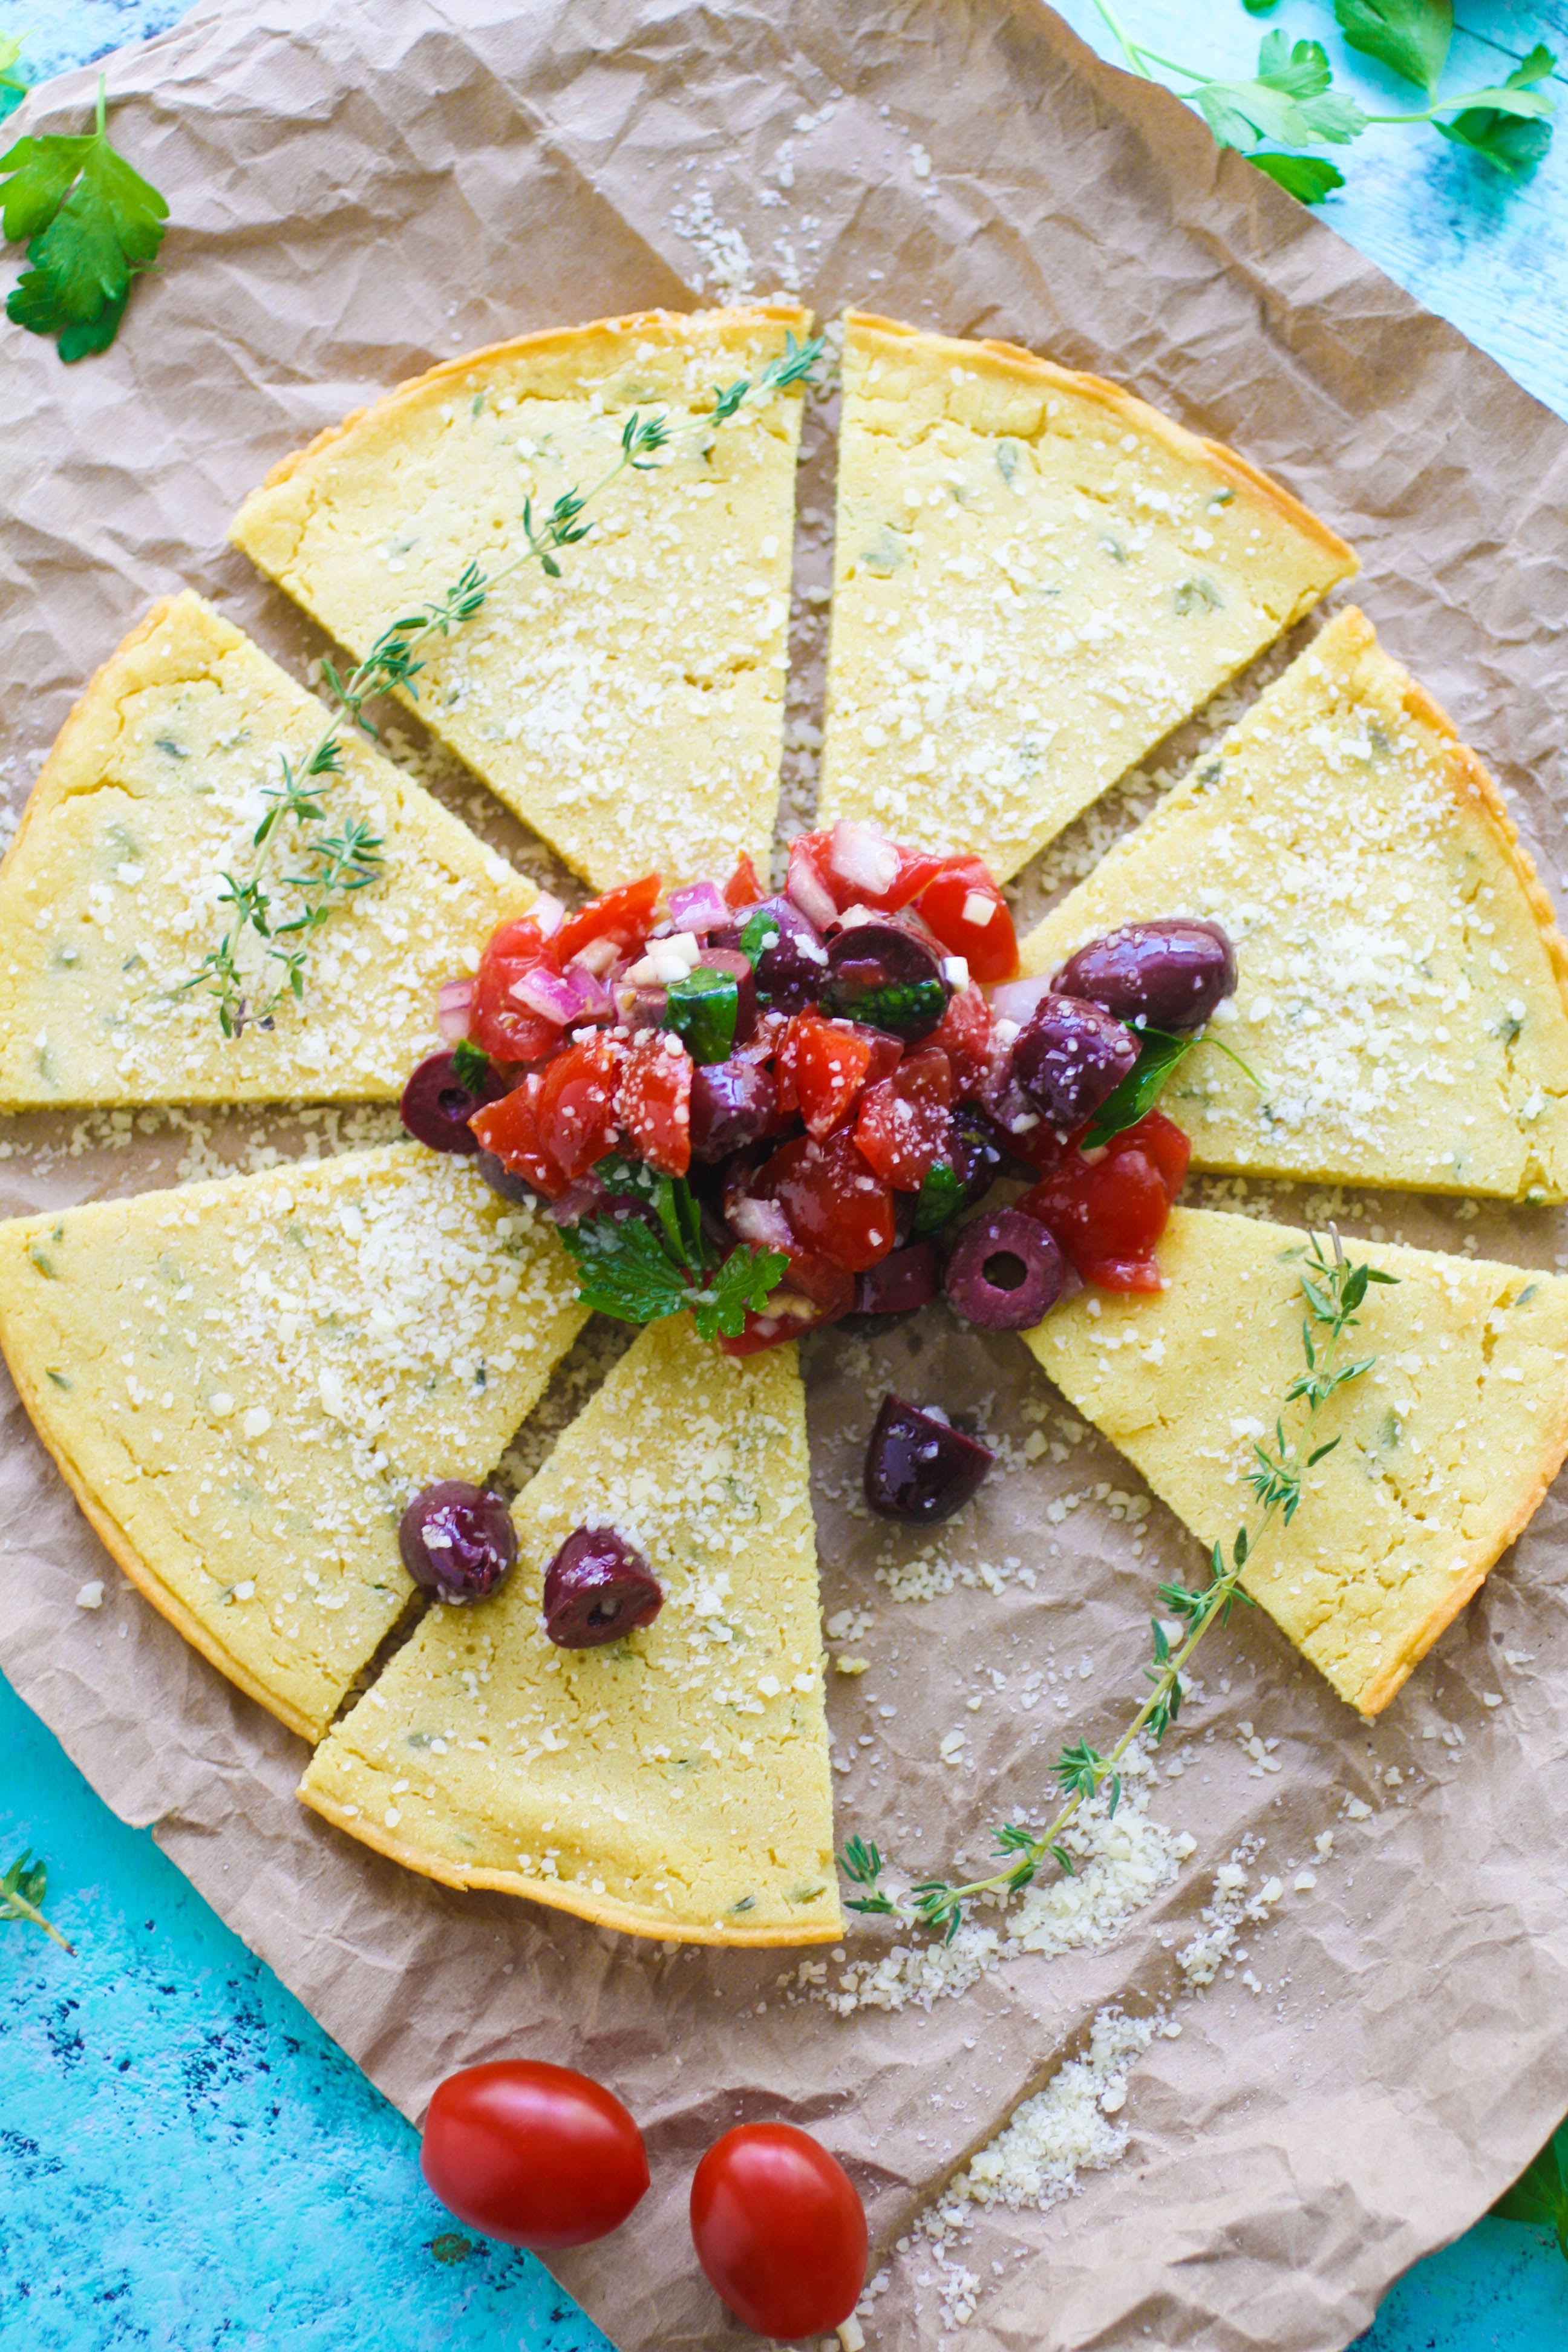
[1249,151,1347,201]
[1492,2122,1568,2258]
[450,1037,491,1092]
[560,1213,687,1325]
[1197,33,1365,152]
[1,1847,74,1952]
[1436,47,1557,177]
[690,1243,789,1343]
[1334,0,1452,100]
[1,76,168,360]
[595,1154,712,1273]
[1241,0,1279,13]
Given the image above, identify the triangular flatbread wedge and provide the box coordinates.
[0,1145,587,1740]
[0,592,534,1110]
[1023,1207,1568,1714]
[300,1315,841,1947]
[230,305,811,891]
[817,311,1356,881]
[1021,608,1568,1200]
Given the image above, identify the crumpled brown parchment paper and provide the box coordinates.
[5,4,1568,2349]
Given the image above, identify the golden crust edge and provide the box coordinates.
[232,302,816,515]
[295,1780,846,1947]
[840,309,1359,584]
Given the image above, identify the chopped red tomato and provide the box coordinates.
[617,1034,691,1176]
[470,1076,569,1200]
[929,983,995,1096]
[1016,1111,1190,1290]
[553,875,662,967]
[470,918,563,1062]
[916,859,1018,985]
[757,1131,896,1273]
[790,1013,878,1139]
[719,1286,849,1356]
[724,852,763,909]
[854,1047,954,1192]
[537,1034,625,1183]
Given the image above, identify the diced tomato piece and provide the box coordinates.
[469,917,563,1062]
[1015,1111,1189,1290]
[757,1131,897,1273]
[930,983,995,1096]
[537,1034,625,1183]
[854,1048,955,1192]
[617,1034,692,1177]
[553,875,662,967]
[791,1013,878,1139]
[882,849,949,912]
[724,852,763,909]
[719,1285,849,1356]
[861,1030,904,1087]
[917,859,1019,985]
[470,1075,569,1200]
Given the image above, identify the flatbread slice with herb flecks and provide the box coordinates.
[0,591,536,1110]
[300,1315,842,1947]
[1022,1207,1568,1715]
[1019,608,1568,1200]
[0,1145,587,1741]
[817,312,1357,881]
[229,305,812,892]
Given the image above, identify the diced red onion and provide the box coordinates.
[532,892,566,939]
[668,880,731,935]
[787,840,838,930]
[561,962,612,1020]
[829,817,899,898]
[728,1194,794,1252]
[511,962,579,1024]
[436,977,474,1042]
[988,973,1057,1027]
[568,934,619,978]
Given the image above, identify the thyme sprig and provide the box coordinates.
[1,1847,74,1954]
[839,1229,1396,1941]
[183,331,822,1035]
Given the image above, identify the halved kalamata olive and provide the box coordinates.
[1052,918,1238,1031]
[1010,996,1138,1131]
[823,921,950,1040]
[690,1059,779,1162]
[400,1050,507,1154]
[854,1241,938,1316]
[542,1526,664,1650]
[864,1393,995,1523]
[697,946,758,1045]
[739,897,829,1013]
[944,1209,1064,1330]
[474,1146,541,1205]
[399,1481,518,1604]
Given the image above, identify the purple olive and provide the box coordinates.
[400,1050,506,1155]
[1052,918,1237,1032]
[399,1481,518,1603]
[944,1209,1064,1331]
[864,1393,995,1524]
[690,1058,779,1162]
[542,1525,664,1650]
[824,920,950,1040]
[474,1146,540,1205]
[737,897,829,1013]
[697,946,758,1045]
[854,1241,939,1316]
[1010,996,1138,1132]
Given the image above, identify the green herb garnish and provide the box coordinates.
[910,1160,965,1238]
[0,33,27,120]
[738,909,782,969]
[1082,1023,1260,1149]
[665,967,739,1064]
[560,1153,788,1342]
[1,75,169,359]
[1,1848,74,1953]
[451,1037,492,1092]
[841,1230,1395,1942]
[825,973,948,1038]
[1493,2122,1568,2262]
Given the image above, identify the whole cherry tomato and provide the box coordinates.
[690,2122,867,2339]
[421,2060,649,2250]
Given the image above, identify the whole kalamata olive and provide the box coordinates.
[944,1209,1064,1330]
[400,1050,507,1155]
[823,921,950,1040]
[738,897,830,1013]
[399,1481,518,1603]
[542,1526,664,1650]
[697,946,758,1045]
[690,1059,779,1162]
[474,1147,541,1205]
[864,1393,995,1523]
[854,1241,939,1316]
[1010,996,1138,1131]
[1051,918,1237,1032]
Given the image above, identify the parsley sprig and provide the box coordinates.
[181,332,822,1035]
[1494,2121,1568,2264]
[840,1229,1395,1941]
[560,1154,788,1343]
[1091,2,1556,201]
[1,1847,74,1954]
[1,74,169,358]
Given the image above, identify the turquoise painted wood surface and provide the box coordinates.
[5,5,1568,2348]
